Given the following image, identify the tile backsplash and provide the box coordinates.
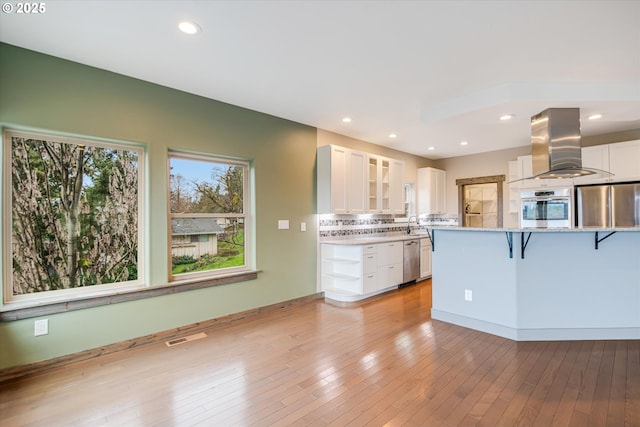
[319,214,458,239]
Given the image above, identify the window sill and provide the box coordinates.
[0,270,259,322]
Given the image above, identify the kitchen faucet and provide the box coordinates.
[406,215,419,234]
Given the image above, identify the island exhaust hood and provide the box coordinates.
[525,107,610,180]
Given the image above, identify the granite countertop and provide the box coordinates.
[430,226,640,233]
[320,225,640,245]
[321,232,433,245]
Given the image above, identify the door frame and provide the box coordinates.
[455,175,505,227]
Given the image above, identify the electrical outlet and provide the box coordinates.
[464,289,473,302]
[34,319,49,336]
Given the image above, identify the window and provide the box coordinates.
[169,152,250,280]
[3,129,145,306]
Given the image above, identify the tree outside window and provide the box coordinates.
[169,153,249,279]
[4,130,144,303]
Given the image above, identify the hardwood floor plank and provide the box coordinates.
[549,341,595,427]
[410,333,506,426]
[1,281,639,427]
[587,340,616,427]
[607,340,628,427]
[525,341,582,427]
[567,339,606,427]
[377,329,491,426]
[474,341,552,427]
[625,341,640,427]
[439,338,517,426]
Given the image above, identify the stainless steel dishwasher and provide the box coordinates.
[403,239,420,283]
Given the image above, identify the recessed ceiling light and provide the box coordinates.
[389,133,397,139]
[342,117,352,123]
[588,114,603,120]
[460,141,468,146]
[178,21,201,35]
[427,146,435,151]
[499,114,514,121]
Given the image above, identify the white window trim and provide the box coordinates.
[168,150,252,282]
[1,128,147,311]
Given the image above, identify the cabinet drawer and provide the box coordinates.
[363,244,377,255]
[378,242,403,265]
[378,263,403,289]
[363,253,377,274]
[363,272,377,294]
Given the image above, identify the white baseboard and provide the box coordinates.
[431,309,640,341]
[431,309,518,340]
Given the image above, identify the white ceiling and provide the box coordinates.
[1,0,639,159]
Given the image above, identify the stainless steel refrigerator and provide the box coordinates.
[576,182,640,227]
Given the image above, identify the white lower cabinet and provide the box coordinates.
[420,237,432,278]
[321,241,403,302]
[362,245,378,294]
[377,242,403,289]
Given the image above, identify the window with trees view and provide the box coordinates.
[3,130,144,304]
[169,153,249,279]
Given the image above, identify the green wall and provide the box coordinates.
[0,43,318,369]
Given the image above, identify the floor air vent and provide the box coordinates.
[165,332,207,347]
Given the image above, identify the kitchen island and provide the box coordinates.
[430,227,640,341]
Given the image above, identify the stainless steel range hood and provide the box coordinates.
[526,108,611,180]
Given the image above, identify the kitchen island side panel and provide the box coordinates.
[431,230,518,332]
[516,231,640,330]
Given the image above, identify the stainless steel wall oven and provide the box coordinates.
[520,188,572,229]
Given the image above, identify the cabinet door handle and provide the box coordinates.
[367,256,374,259]
[389,266,394,269]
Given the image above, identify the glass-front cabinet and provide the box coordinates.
[368,156,379,211]
[318,145,404,215]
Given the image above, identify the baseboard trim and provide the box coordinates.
[0,292,324,385]
[516,327,640,341]
[431,309,518,340]
[431,309,640,341]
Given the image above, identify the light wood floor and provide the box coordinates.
[1,280,639,426]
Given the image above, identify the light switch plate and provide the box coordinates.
[300,222,306,232]
[278,220,289,230]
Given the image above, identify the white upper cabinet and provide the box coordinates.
[575,140,640,185]
[347,150,366,214]
[318,145,347,214]
[575,145,610,185]
[608,140,640,182]
[318,145,365,214]
[366,155,404,214]
[367,155,380,212]
[318,145,403,215]
[417,167,446,215]
[389,159,405,215]
[517,155,573,188]
[581,145,609,171]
